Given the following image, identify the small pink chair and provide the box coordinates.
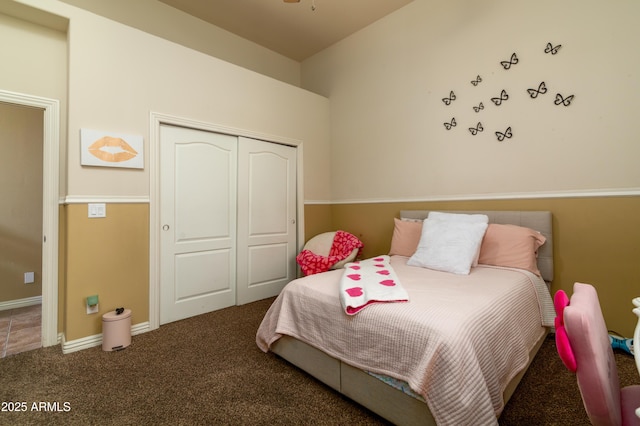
[554,282,640,426]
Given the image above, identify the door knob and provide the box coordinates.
[162,224,170,231]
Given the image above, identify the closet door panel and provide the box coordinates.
[237,137,297,304]
[160,125,237,325]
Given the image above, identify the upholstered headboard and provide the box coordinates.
[399,210,554,282]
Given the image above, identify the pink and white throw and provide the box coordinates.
[340,255,409,315]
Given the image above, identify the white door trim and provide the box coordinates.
[0,89,60,347]
[149,112,304,331]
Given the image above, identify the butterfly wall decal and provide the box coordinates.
[491,89,509,106]
[469,122,483,136]
[442,91,456,105]
[555,93,574,106]
[444,118,457,130]
[545,42,562,55]
[471,75,482,86]
[473,102,484,113]
[500,53,518,70]
[527,81,547,99]
[495,127,513,142]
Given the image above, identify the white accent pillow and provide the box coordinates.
[407,216,489,275]
[427,211,489,223]
[427,212,489,266]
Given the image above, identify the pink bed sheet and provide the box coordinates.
[256,255,555,426]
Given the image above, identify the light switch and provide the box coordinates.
[88,203,106,218]
[24,272,35,284]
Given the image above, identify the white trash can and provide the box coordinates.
[102,309,132,351]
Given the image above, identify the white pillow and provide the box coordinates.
[426,212,489,266]
[407,219,488,275]
[427,211,489,223]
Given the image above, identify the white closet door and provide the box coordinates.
[159,125,237,325]
[236,137,297,305]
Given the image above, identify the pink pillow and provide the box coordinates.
[389,218,422,257]
[477,223,546,276]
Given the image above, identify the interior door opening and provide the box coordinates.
[0,90,60,349]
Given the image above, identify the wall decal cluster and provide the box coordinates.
[441,41,575,142]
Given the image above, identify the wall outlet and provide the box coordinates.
[24,272,34,284]
[87,303,99,314]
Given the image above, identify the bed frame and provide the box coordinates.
[272,211,554,425]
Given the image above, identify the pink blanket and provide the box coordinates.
[296,230,363,276]
[340,255,408,315]
[257,256,555,426]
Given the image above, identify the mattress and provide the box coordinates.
[257,255,555,426]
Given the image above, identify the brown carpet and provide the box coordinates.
[0,297,637,425]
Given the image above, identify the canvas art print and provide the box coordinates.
[80,128,144,169]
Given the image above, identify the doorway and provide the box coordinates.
[0,90,60,349]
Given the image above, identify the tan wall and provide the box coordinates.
[58,205,65,332]
[0,103,43,303]
[308,196,640,337]
[302,204,333,243]
[64,203,148,341]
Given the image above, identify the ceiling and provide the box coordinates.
[158,0,414,62]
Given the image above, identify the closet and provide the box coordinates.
[159,125,297,325]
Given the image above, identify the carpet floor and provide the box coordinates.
[0,297,637,425]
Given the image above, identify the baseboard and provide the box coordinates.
[0,296,42,311]
[61,321,150,354]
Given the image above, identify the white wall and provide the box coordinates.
[6,0,331,202]
[301,0,640,202]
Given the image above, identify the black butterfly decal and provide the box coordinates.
[491,89,509,106]
[469,122,483,136]
[527,81,547,99]
[496,127,513,142]
[473,102,484,113]
[545,42,562,55]
[444,118,457,130]
[471,75,482,86]
[500,53,518,70]
[554,93,575,106]
[442,91,456,105]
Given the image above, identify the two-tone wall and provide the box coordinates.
[301,0,640,337]
[4,0,639,346]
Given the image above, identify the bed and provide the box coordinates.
[256,211,556,426]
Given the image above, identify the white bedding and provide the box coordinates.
[256,255,555,426]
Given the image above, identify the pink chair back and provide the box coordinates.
[562,282,622,426]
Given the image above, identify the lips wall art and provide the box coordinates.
[80,128,144,169]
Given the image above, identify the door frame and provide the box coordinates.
[148,112,304,331]
[0,89,60,347]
